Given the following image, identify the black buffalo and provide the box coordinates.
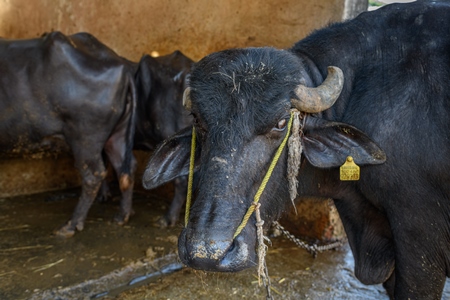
[135,51,193,227]
[143,1,450,299]
[100,50,193,227]
[0,31,137,237]
[0,31,192,237]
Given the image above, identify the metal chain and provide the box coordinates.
[272,221,345,258]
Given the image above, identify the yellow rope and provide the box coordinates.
[185,126,196,226]
[233,110,295,239]
[184,110,296,238]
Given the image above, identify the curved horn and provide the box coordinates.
[182,87,192,110]
[291,66,344,113]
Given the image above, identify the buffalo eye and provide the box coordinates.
[273,118,287,131]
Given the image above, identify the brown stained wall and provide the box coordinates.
[0,0,367,197]
[0,155,80,197]
[0,0,346,62]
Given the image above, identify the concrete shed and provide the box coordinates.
[0,0,367,198]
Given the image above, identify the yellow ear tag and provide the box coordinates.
[340,156,360,181]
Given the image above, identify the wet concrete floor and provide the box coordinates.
[0,188,449,299]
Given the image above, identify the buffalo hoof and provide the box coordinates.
[95,192,111,203]
[155,214,178,228]
[95,183,112,203]
[114,209,135,226]
[54,221,76,238]
[155,216,170,228]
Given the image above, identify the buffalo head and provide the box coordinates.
[134,51,194,150]
[143,47,385,272]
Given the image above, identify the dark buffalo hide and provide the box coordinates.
[99,50,194,227]
[0,31,193,237]
[143,1,450,299]
[0,31,137,237]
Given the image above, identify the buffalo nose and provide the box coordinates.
[178,228,256,272]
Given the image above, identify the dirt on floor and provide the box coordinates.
[0,188,181,300]
[0,188,449,300]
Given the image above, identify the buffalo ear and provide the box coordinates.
[142,127,199,189]
[302,116,386,168]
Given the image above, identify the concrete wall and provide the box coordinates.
[0,0,367,197]
[0,0,365,62]
[0,155,80,197]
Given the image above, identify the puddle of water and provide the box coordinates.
[0,188,180,300]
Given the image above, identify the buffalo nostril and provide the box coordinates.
[215,235,257,271]
[179,227,257,272]
[227,241,235,253]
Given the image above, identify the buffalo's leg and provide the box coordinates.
[392,221,446,299]
[55,150,106,238]
[393,250,445,299]
[104,134,136,225]
[96,154,112,203]
[96,177,112,203]
[157,176,187,227]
